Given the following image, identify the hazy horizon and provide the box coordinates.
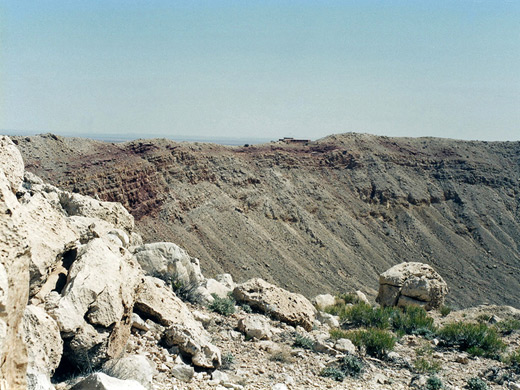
[2,1,519,141]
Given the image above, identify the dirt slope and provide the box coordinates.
[12,133,520,308]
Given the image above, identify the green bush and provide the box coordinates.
[320,354,363,382]
[337,293,361,305]
[338,354,364,378]
[221,352,234,370]
[208,294,235,316]
[293,333,315,350]
[391,305,436,337]
[414,357,441,374]
[239,303,252,313]
[329,328,350,340]
[320,366,345,382]
[437,322,505,358]
[426,375,443,390]
[504,348,520,373]
[347,328,396,358]
[342,302,392,329]
[494,319,520,335]
[440,305,452,317]
[466,377,487,390]
[168,273,199,302]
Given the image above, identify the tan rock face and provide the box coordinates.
[376,262,449,310]
[47,236,141,371]
[22,305,63,376]
[237,314,273,340]
[133,242,204,286]
[0,136,29,390]
[135,276,221,368]
[233,278,316,331]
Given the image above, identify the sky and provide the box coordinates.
[1,1,519,142]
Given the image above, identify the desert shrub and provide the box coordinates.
[329,328,350,340]
[320,353,363,382]
[466,377,487,390]
[504,348,520,373]
[239,303,252,313]
[426,375,443,390]
[320,366,345,382]
[476,314,492,323]
[168,273,199,302]
[338,354,364,378]
[437,322,505,358]
[337,292,361,305]
[341,302,392,329]
[494,319,520,335]
[293,333,315,350]
[440,305,452,317]
[323,300,349,317]
[414,357,441,374]
[269,349,293,363]
[391,305,436,337]
[347,328,396,358]
[414,344,441,374]
[208,294,235,316]
[221,352,234,370]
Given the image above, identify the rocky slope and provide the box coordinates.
[2,135,520,390]
[12,133,520,308]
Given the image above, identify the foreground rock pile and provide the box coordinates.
[1,135,520,390]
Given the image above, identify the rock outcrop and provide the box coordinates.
[0,135,222,388]
[71,372,147,390]
[22,305,63,388]
[133,242,204,287]
[376,262,449,310]
[233,278,316,331]
[46,235,141,371]
[135,276,221,368]
[0,136,30,390]
[237,314,273,340]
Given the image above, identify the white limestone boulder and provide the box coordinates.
[71,372,146,390]
[133,242,204,290]
[22,305,63,385]
[135,276,221,368]
[103,355,155,389]
[237,314,273,340]
[233,278,316,331]
[47,235,141,371]
[0,136,30,389]
[376,262,448,310]
[312,294,336,310]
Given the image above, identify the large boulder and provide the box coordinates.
[376,262,448,310]
[312,294,336,310]
[0,136,30,390]
[135,276,221,368]
[58,191,134,233]
[18,172,136,300]
[103,355,155,389]
[133,242,204,288]
[195,278,233,305]
[237,314,273,340]
[46,235,141,371]
[71,372,146,390]
[22,305,63,387]
[233,278,316,331]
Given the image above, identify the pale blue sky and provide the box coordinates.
[1,1,519,141]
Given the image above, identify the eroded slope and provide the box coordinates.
[13,133,520,307]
